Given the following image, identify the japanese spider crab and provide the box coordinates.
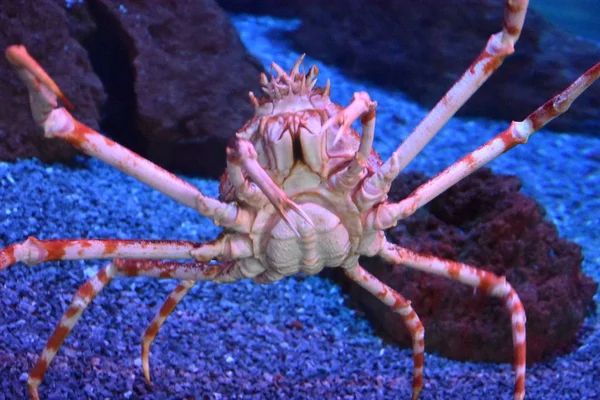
[1,1,599,399]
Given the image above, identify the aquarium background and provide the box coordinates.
[0,3,599,400]
[530,0,600,42]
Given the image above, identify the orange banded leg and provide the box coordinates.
[0,237,197,270]
[378,241,526,400]
[5,46,251,233]
[26,259,228,400]
[5,46,199,211]
[372,0,529,184]
[142,279,197,384]
[366,61,600,230]
[344,265,424,400]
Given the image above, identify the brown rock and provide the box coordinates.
[0,0,105,163]
[218,0,600,134]
[326,169,597,363]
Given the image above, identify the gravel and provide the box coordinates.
[0,13,599,400]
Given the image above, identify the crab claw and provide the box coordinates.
[5,45,73,127]
[227,139,314,237]
[321,91,376,146]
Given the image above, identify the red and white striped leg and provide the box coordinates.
[142,279,196,384]
[370,0,529,185]
[344,265,424,400]
[25,259,229,400]
[378,241,526,400]
[5,46,251,233]
[0,237,198,270]
[366,61,600,231]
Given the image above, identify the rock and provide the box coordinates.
[77,0,264,177]
[0,0,105,163]
[326,169,597,363]
[1,0,264,178]
[218,0,600,134]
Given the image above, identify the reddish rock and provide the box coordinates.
[218,0,600,134]
[0,0,105,163]
[326,169,597,363]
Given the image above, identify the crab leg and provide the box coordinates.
[378,241,526,400]
[0,237,198,269]
[5,46,251,232]
[25,259,229,400]
[324,92,378,195]
[366,0,529,191]
[139,234,255,381]
[141,279,197,384]
[365,61,600,230]
[0,233,256,269]
[344,265,425,400]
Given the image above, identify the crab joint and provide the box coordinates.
[190,234,253,262]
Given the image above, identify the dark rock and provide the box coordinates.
[218,0,600,134]
[0,0,105,163]
[77,0,264,177]
[1,0,264,178]
[327,169,597,364]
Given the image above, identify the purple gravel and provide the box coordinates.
[1,12,599,400]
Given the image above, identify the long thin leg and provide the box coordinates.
[378,240,526,400]
[1,234,255,270]
[142,279,196,384]
[365,61,600,231]
[5,46,250,232]
[1,234,252,395]
[25,259,232,400]
[365,0,529,190]
[0,237,197,269]
[344,265,424,400]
